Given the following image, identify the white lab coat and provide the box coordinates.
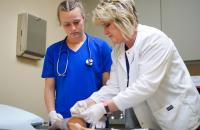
[90,24,200,130]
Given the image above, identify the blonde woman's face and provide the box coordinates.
[102,21,124,44]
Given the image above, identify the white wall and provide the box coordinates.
[136,0,200,61]
[135,0,161,29]
[161,0,200,61]
[83,0,112,43]
[0,0,65,120]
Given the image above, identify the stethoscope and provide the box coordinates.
[56,36,93,77]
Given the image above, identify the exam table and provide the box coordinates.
[0,104,44,130]
[0,104,152,130]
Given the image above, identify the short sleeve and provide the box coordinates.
[41,46,55,78]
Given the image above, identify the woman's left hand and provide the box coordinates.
[81,103,106,124]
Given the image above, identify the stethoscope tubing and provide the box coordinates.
[56,35,92,77]
[56,45,69,77]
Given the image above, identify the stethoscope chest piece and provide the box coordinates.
[86,58,93,66]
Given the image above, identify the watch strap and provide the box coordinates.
[104,105,110,113]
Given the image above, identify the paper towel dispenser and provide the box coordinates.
[16,13,47,60]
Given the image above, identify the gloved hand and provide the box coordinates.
[94,117,106,128]
[49,110,64,125]
[70,100,88,117]
[48,119,69,130]
[81,103,106,124]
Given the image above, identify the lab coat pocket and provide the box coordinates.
[153,93,199,130]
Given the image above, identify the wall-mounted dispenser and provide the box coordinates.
[16,13,47,60]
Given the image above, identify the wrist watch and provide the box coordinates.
[104,105,110,113]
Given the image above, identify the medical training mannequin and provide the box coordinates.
[41,0,112,129]
[48,117,86,130]
[70,0,200,130]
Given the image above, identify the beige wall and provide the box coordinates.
[0,0,102,121]
[0,0,65,120]
[83,0,111,42]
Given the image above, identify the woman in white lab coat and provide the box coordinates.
[70,0,200,129]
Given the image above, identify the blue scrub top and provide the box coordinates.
[42,34,112,118]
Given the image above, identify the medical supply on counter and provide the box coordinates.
[191,76,200,93]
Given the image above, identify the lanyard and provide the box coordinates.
[125,45,130,87]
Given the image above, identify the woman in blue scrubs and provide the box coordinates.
[41,0,112,128]
[71,0,200,130]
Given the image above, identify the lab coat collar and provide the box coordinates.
[117,24,142,72]
[125,44,135,64]
[117,41,136,72]
[118,45,127,72]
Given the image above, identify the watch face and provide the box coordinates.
[104,105,110,113]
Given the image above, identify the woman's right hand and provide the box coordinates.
[70,99,96,117]
[49,110,63,125]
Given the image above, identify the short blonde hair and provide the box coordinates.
[93,0,138,39]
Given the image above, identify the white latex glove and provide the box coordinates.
[49,110,64,125]
[70,100,88,117]
[48,119,69,130]
[94,118,106,128]
[81,103,106,124]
